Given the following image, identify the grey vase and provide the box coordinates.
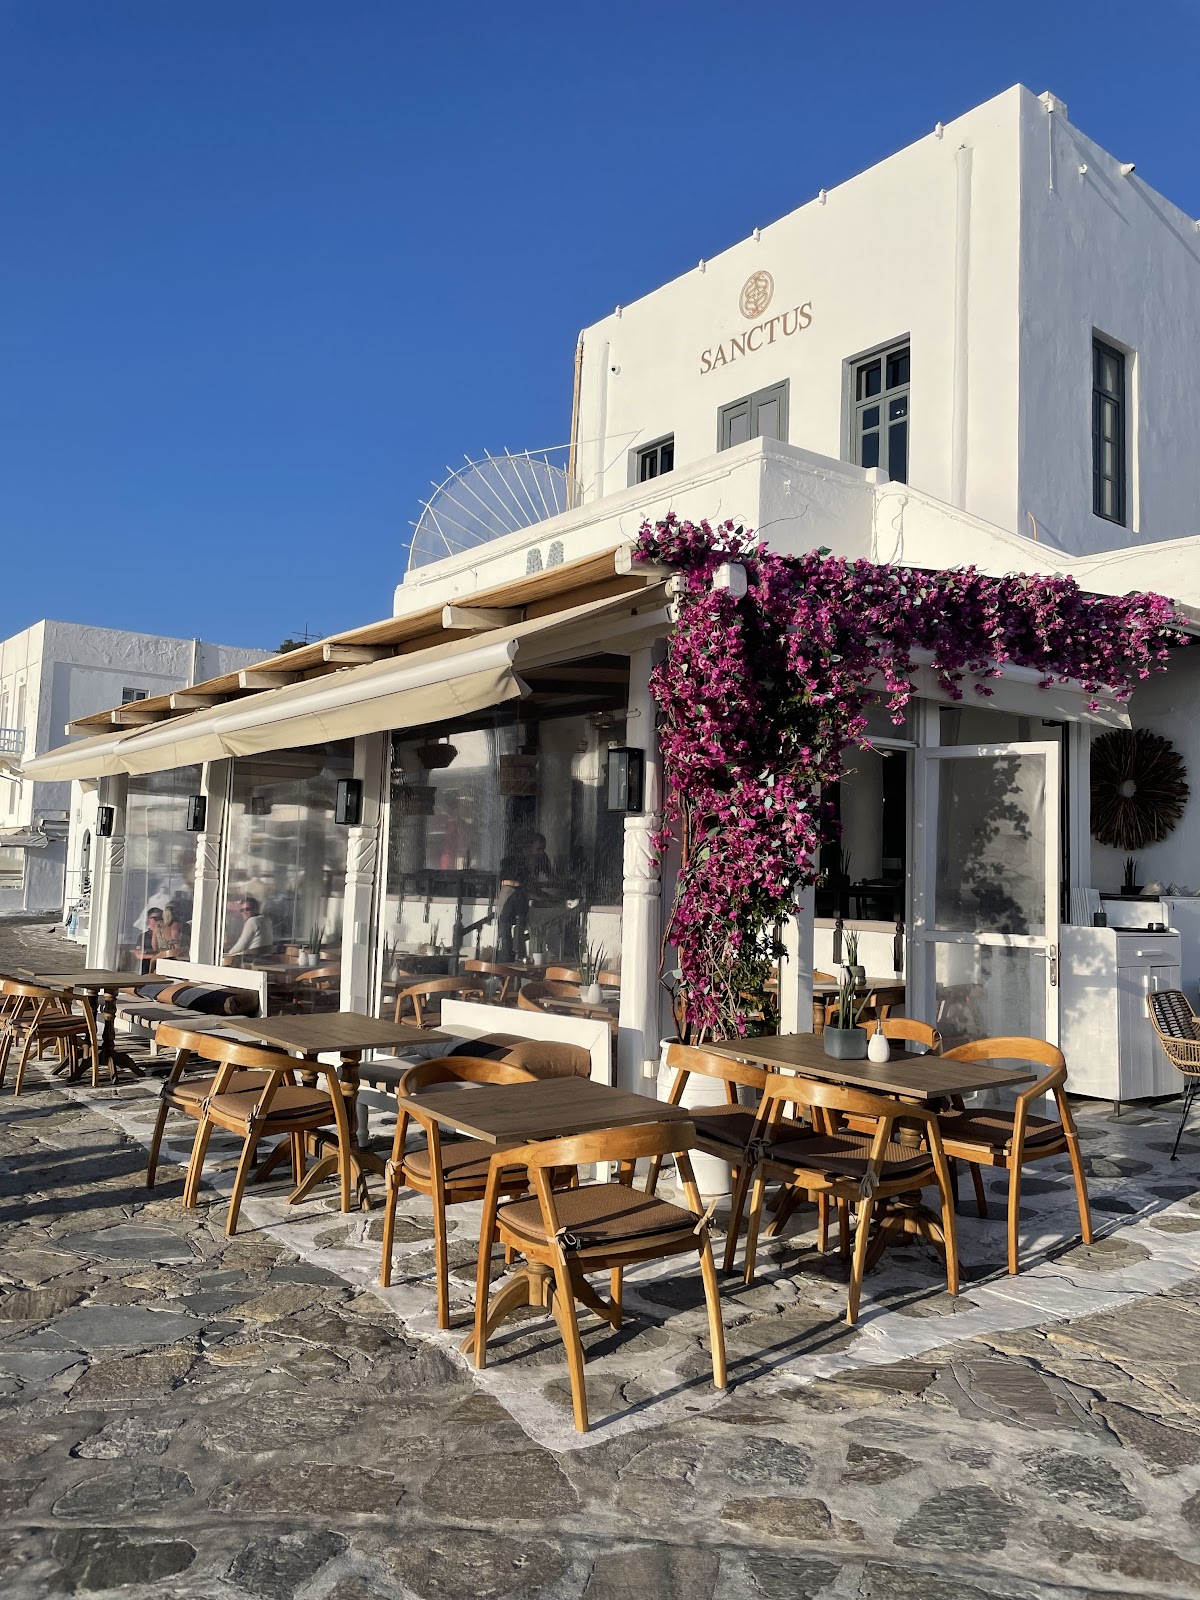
[823,1026,868,1060]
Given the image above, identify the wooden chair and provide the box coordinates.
[472,1120,726,1433]
[644,1043,778,1272]
[380,1056,537,1326]
[936,1037,1092,1275]
[500,1039,591,1080]
[463,959,517,1004]
[1147,991,1200,1159]
[543,965,581,984]
[0,980,99,1093]
[282,961,342,1013]
[146,1028,280,1189]
[162,1025,354,1234]
[743,1074,959,1324]
[393,976,485,1028]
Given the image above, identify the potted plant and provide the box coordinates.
[304,923,324,968]
[842,927,866,987]
[578,943,607,1006]
[1122,856,1142,896]
[824,968,868,1059]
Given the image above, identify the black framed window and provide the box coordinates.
[850,341,909,483]
[1093,337,1127,525]
[633,435,674,484]
[717,381,788,451]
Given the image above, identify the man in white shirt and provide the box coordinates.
[224,895,275,963]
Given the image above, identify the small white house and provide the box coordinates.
[1,621,268,915]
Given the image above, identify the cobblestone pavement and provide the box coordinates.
[4,927,1200,1597]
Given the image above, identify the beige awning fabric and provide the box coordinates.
[21,729,132,783]
[27,587,669,781]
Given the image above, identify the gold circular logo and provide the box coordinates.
[739,270,774,320]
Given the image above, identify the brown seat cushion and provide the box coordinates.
[767,1131,933,1183]
[501,1040,591,1080]
[939,1108,1063,1152]
[172,1069,274,1105]
[404,1138,528,1187]
[690,1102,769,1152]
[499,1182,695,1248]
[208,1084,335,1126]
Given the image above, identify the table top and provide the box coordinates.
[235,1011,447,1057]
[811,976,906,997]
[22,969,145,992]
[708,1032,1035,1101]
[404,1075,692,1146]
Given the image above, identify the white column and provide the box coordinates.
[779,886,815,1035]
[617,647,664,1092]
[88,773,128,968]
[341,733,388,1014]
[190,760,231,965]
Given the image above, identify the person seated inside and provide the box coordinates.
[140,907,164,974]
[159,902,185,960]
[224,895,275,964]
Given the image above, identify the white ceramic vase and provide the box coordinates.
[867,1022,891,1063]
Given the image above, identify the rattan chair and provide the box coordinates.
[162,1024,354,1234]
[471,1119,726,1433]
[0,979,99,1093]
[380,1055,537,1327]
[1147,991,1200,1160]
[742,1073,959,1324]
[393,976,485,1028]
[937,1037,1092,1274]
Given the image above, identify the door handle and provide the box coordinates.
[1049,944,1058,987]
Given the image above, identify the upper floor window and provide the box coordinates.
[718,381,788,451]
[851,341,909,483]
[1093,337,1127,525]
[121,687,149,705]
[634,435,675,484]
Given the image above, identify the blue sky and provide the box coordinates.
[2,1,1199,651]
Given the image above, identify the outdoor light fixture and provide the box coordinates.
[96,805,115,838]
[335,778,363,826]
[606,747,644,813]
[186,795,206,833]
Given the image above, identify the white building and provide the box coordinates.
[30,85,1200,1106]
[1,621,268,915]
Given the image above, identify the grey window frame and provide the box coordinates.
[1092,336,1127,526]
[630,434,675,486]
[121,687,149,705]
[848,339,910,483]
[717,380,789,451]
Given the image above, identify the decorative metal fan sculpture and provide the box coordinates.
[1090,728,1190,851]
[408,449,582,572]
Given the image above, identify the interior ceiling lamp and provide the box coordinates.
[1091,727,1190,851]
[416,739,457,769]
[606,747,644,813]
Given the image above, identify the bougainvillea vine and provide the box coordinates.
[634,515,1182,1042]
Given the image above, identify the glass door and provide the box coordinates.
[913,742,1060,1050]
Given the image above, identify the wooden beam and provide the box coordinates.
[169,691,225,710]
[109,708,167,727]
[322,642,392,664]
[441,604,523,632]
[614,547,676,580]
[239,669,301,689]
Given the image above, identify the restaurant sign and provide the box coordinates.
[700,271,812,376]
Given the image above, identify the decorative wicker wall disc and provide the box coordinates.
[1091,728,1190,851]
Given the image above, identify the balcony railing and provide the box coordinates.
[0,728,25,757]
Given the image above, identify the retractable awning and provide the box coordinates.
[23,587,668,782]
[0,828,49,850]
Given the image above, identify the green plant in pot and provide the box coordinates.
[306,923,325,968]
[842,927,865,986]
[1122,856,1142,896]
[578,943,607,1006]
[824,968,869,1059]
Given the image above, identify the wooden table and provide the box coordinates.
[709,1032,1036,1273]
[403,1076,692,1355]
[708,1031,1035,1103]
[23,969,147,1082]
[233,1011,447,1206]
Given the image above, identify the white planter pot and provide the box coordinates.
[657,1040,732,1200]
[580,982,603,1006]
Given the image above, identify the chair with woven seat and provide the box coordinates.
[643,1042,781,1271]
[1147,990,1200,1159]
[742,1074,959,1324]
[393,976,485,1028]
[471,1119,726,1433]
[936,1037,1092,1273]
[0,980,99,1093]
[162,1024,354,1234]
[380,1055,537,1327]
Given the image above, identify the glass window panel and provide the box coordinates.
[889,395,908,422]
[931,752,1047,935]
[886,348,910,388]
[659,439,674,473]
[726,408,750,446]
[933,943,1047,1053]
[888,419,908,482]
[861,431,880,469]
[638,451,657,481]
[225,743,352,1007]
[857,360,881,400]
[861,405,880,429]
[117,765,201,972]
[755,398,780,440]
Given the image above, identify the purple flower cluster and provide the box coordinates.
[636,515,1182,1041]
